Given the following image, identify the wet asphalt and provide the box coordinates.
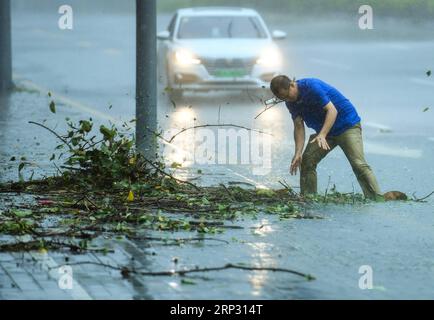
[0,10,433,299]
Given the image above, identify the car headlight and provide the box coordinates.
[175,49,201,66]
[256,47,281,68]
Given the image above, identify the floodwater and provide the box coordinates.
[0,10,433,299]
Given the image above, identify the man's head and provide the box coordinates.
[270,75,298,102]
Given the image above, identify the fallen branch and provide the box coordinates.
[278,180,298,197]
[254,105,275,119]
[219,183,235,200]
[48,261,315,280]
[126,235,230,244]
[412,190,434,202]
[167,124,272,143]
[0,240,113,253]
[142,157,201,191]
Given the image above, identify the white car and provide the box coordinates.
[157,7,286,99]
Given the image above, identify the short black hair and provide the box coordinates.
[270,75,291,97]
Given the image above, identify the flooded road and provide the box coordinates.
[1,10,433,299]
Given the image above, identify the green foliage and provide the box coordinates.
[49,101,56,114]
[59,118,154,187]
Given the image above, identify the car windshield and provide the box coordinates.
[177,16,268,39]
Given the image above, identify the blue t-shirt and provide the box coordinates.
[285,78,361,136]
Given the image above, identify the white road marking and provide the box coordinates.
[15,236,92,300]
[29,251,93,300]
[410,77,434,87]
[13,74,120,125]
[364,122,392,131]
[364,142,422,159]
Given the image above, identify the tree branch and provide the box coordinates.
[413,190,434,202]
[28,121,73,151]
[48,261,315,280]
[142,157,201,191]
[167,124,272,143]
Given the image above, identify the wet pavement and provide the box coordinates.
[1,10,434,299]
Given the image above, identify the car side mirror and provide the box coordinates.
[157,30,170,40]
[271,30,287,40]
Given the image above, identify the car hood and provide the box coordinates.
[172,39,276,59]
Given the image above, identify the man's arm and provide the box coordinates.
[293,115,305,155]
[290,115,305,175]
[310,102,338,150]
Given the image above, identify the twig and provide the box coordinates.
[324,176,331,202]
[28,121,73,151]
[73,194,99,210]
[219,183,235,200]
[244,87,261,103]
[48,261,315,280]
[254,105,275,119]
[0,240,113,253]
[83,138,104,151]
[352,183,355,205]
[126,235,229,244]
[167,124,272,143]
[60,165,84,171]
[278,180,298,197]
[52,162,63,176]
[413,190,434,202]
[227,181,256,187]
[142,157,201,191]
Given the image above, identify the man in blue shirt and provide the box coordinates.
[270,75,381,199]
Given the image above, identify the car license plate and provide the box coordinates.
[214,69,247,77]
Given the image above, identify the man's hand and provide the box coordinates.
[310,134,330,150]
[290,153,303,175]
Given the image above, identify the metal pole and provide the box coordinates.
[0,0,12,93]
[136,0,157,160]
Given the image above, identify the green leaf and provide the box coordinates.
[18,162,25,172]
[100,125,116,140]
[80,120,92,133]
[256,189,275,197]
[181,278,196,285]
[170,162,182,168]
[427,70,432,77]
[49,101,56,113]
[423,107,430,112]
[12,209,32,217]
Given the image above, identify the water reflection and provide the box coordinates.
[246,219,276,296]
